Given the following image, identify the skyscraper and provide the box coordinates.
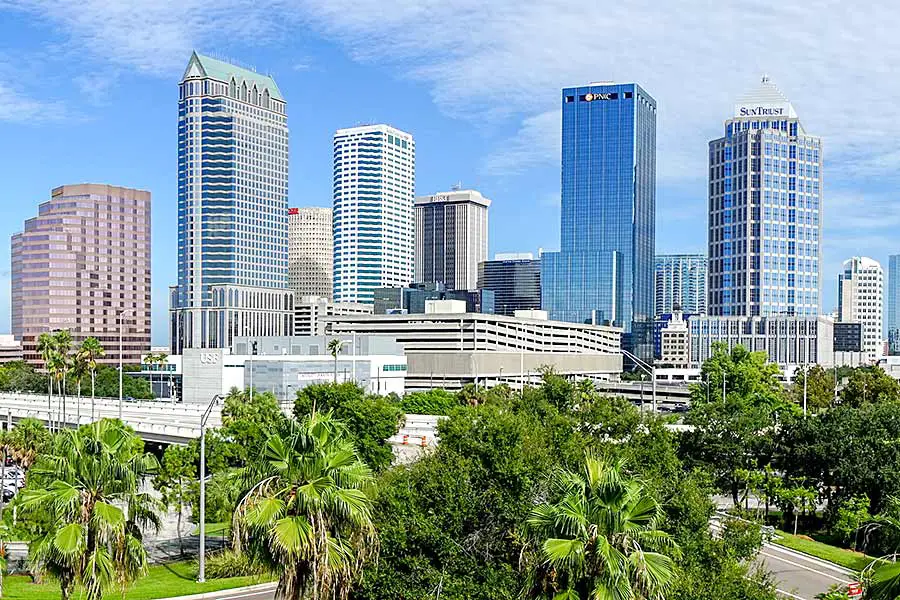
[707,77,822,318]
[288,207,333,299]
[478,253,542,316]
[888,255,900,354]
[170,52,292,353]
[12,184,151,365]
[838,256,883,362]
[333,125,415,304]
[541,83,657,357]
[655,254,707,316]
[415,189,490,290]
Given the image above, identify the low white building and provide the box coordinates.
[155,336,407,404]
[293,295,372,337]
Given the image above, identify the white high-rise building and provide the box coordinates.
[288,207,333,299]
[415,189,490,290]
[170,52,292,353]
[654,254,707,316]
[837,256,884,362]
[333,125,415,304]
[708,77,822,318]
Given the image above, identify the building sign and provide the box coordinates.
[200,352,219,365]
[734,103,794,119]
[584,93,613,102]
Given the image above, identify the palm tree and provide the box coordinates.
[523,455,681,600]
[143,353,155,399]
[35,333,56,430]
[328,338,345,384]
[71,348,88,424]
[6,417,50,476]
[19,419,161,600]
[235,412,376,600]
[80,337,105,421]
[155,352,170,398]
[50,330,73,428]
[47,352,68,428]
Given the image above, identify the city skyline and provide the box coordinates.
[4,5,900,344]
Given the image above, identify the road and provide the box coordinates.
[757,542,854,599]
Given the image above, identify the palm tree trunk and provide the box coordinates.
[76,380,81,424]
[47,373,53,432]
[333,355,338,384]
[62,373,67,429]
[90,370,95,422]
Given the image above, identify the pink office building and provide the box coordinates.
[11,184,151,365]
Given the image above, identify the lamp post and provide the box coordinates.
[621,349,656,413]
[198,393,222,583]
[721,367,726,402]
[118,309,134,421]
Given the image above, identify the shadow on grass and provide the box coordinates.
[158,560,197,581]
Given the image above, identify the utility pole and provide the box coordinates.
[198,394,222,583]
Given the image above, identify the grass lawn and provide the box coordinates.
[191,521,231,537]
[3,559,274,599]
[773,529,883,572]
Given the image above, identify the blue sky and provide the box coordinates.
[1,0,898,345]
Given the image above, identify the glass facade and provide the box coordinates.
[655,254,707,316]
[477,258,541,316]
[888,255,900,354]
[170,52,291,351]
[708,77,822,318]
[542,83,657,357]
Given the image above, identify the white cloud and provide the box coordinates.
[0,81,66,122]
[8,0,900,185]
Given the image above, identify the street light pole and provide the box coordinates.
[118,309,134,421]
[621,349,656,413]
[198,394,222,583]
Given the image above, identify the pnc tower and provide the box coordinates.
[707,77,822,317]
[170,52,293,353]
[541,82,657,359]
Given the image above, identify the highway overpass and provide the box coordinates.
[0,393,220,444]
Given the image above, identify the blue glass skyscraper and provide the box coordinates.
[542,83,657,357]
[887,255,900,354]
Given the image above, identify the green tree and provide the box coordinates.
[778,402,900,514]
[327,338,345,384]
[7,417,50,475]
[154,445,195,557]
[235,412,376,600]
[791,365,836,412]
[221,388,287,464]
[777,484,818,535]
[831,495,871,551]
[79,337,105,421]
[841,366,900,406]
[19,419,161,600]
[522,455,681,600]
[681,343,794,505]
[294,383,402,471]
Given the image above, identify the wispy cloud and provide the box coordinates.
[0,82,67,123]
[73,72,118,105]
[8,0,900,189]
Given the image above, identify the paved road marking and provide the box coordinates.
[760,549,853,584]
[764,543,855,576]
[775,588,807,600]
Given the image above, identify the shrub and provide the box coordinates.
[203,549,269,579]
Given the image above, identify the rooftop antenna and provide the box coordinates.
[451,181,462,191]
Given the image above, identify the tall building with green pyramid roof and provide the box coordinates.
[170,52,293,354]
